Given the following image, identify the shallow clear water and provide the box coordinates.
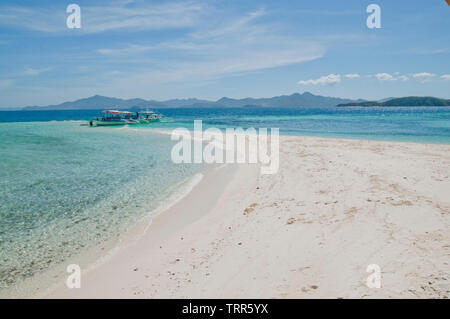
[0,106,449,293]
[0,121,201,291]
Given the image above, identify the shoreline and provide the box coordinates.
[40,135,450,298]
[38,162,244,298]
[2,165,208,299]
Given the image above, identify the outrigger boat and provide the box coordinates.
[89,110,130,127]
[89,110,162,127]
[135,111,162,124]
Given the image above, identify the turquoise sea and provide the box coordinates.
[0,107,449,295]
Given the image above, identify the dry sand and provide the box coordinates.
[45,136,450,298]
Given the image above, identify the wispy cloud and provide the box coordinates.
[1,2,325,87]
[402,48,450,55]
[99,8,325,86]
[83,1,206,34]
[190,7,266,40]
[441,74,450,80]
[298,74,341,86]
[0,6,67,33]
[97,44,155,56]
[0,1,206,34]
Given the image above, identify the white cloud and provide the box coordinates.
[374,73,412,82]
[412,72,435,83]
[375,73,396,81]
[345,73,360,79]
[297,74,341,86]
[440,74,450,80]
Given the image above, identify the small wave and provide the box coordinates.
[74,172,205,276]
[141,172,204,235]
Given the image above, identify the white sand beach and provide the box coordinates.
[44,136,450,299]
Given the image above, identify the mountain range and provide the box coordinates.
[21,92,365,110]
[18,93,450,110]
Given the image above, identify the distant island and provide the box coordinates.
[337,96,450,107]
[9,94,450,111]
[20,92,364,110]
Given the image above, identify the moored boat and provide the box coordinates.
[89,110,162,126]
[134,111,162,124]
[89,110,130,127]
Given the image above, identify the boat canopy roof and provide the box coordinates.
[102,110,132,114]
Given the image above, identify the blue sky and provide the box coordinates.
[0,0,449,108]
